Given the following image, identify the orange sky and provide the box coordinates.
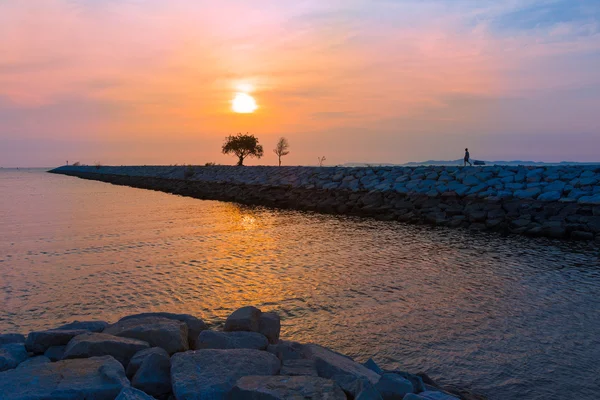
[1,0,599,166]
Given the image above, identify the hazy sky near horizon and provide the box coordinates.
[1,0,599,167]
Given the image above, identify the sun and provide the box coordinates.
[232,92,258,114]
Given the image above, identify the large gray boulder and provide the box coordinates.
[55,320,109,333]
[120,312,207,349]
[258,312,281,344]
[44,345,66,361]
[405,392,460,400]
[25,329,89,354]
[171,349,281,399]
[233,375,347,399]
[196,330,268,350]
[0,333,25,345]
[375,373,414,399]
[0,355,130,400]
[127,347,170,378]
[104,316,189,354]
[116,387,156,400]
[131,347,171,398]
[280,359,318,377]
[267,340,306,361]
[304,344,381,385]
[0,343,28,371]
[331,374,382,400]
[224,306,262,332]
[63,332,150,366]
[17,356,51,369]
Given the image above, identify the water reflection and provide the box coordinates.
[1,170,599,400]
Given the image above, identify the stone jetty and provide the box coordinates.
[50,164,600,241]
[0,307,484,400]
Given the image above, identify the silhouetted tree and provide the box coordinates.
[222,133,264,166]
[273,137,290,166]
[318,156,326,167]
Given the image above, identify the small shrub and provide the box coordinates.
[205,162,216,166]
[72,161,81,166]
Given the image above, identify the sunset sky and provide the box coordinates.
[1,0,599,167]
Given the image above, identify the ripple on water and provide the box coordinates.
[1,170,599,399]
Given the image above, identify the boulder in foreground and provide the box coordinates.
[126,347,169,378]
[0,343,28,371]
[196,330,268,350]
[119,312,207,349]
[55,320,109,333]
[116,387,156,400]
[0,333,25,345]
[0,355,129,400]
[104,316,189,354]
[171,348,281,399]
[25,329,88,354]
[304,344,381,385]
[233,375,347,399]
[62,332,150,366]
[131,347,171,398]
[223,307,281,344]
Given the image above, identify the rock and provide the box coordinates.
[375,373,414,399]
[405,391,460,399]
[333,374,383,399]
[25,329,89,354]
[578,194,600,205]
[116,387,156,400]
[514,187,542,199]
[0,355,129,400]
[197,330,269,351]
[462,176,480,186]
[384,370,425,393]
[127,347,170,378]
[120,312,207,349]
[304,344,380,385]
[0,343,28,371]
[570,231,594,241]
[537,191,561,202]
[258,312,281,344]
[233,375,347,399]
[54,320,109,333]
[364,358,384,375]
[17,355,51,369]
[267,340,306,361]
[0,333,25,345]
[224,306,262,333]
[63,332,150,366]
[44,345,66,361]
[171,349,280,400]
[131,347,171,398]
[104,316,189,354]
[280,358,318,377]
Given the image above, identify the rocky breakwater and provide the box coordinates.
[50,164,600,241]
[0,307,484,400]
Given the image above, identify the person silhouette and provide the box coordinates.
[464,148,472,166]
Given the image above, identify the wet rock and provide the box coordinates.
[127,347,170,378]
[171,349,280,400]
[0,343,28,371]
[233,375,347,399]
[0,355,129,400]
[304,344,380,385]
[120,312,207,349]
[55,320,109,332]
[197,330,268,350]
[267,340,306,361]
[131,347,171,398]
[116,387,156,400]
[280,358,318,377]
[258,312,281,344]
[25,329,88,354]
[224,306,262,333]
[104,316,189,354]
[44,345,66,361]
[375,373,414,399]
[63,332,150,366]
[17,355,51,369]
[0,333,25,345]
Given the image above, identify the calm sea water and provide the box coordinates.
[1,169,599,399]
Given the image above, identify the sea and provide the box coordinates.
[1,168,599,399]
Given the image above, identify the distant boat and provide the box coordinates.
[473,160,486,166]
